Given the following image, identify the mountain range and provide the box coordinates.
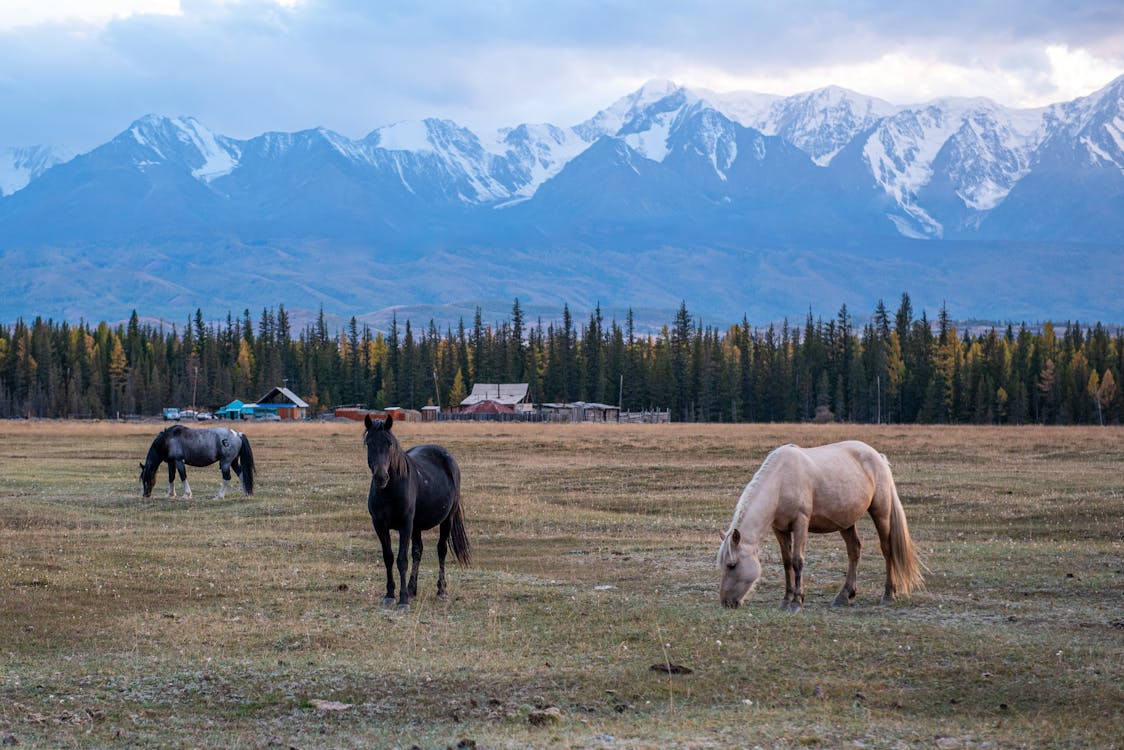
[1,76,1122,329]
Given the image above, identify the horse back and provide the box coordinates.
[786,441,887,531]
[406,444,461,530]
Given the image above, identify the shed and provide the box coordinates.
[256,386,310,420]
[541,401,620,423]
[216,399,253,419]
[459,383,530,410]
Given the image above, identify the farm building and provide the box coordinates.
[255,386,310,420]
[334,406,383,422]
[540,402,621,423]
[215,399,255,420]
[460,400,515,415]
[459,383,531,411]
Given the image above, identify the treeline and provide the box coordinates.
[0,295,1121,425]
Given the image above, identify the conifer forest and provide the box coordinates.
[1,295,1120,425]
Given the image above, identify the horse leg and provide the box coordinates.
[374,525,397,607]
[166,461,177,498]
[871,513,896,604]
[407,529,423,599]
[773,529,795,609]
[788,521,809,611]
[217,462,231,499]
[176,460,191,498]
[833,525,862,607]
[436,519,451,600]
[395,527,411,611]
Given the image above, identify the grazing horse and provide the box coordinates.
[139,424,255,499]
[364,413,470,611]
[718,440,924,610]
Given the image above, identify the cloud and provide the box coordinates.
[0,0,1121,151]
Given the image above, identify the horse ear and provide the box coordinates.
[384,412,394,431]
[731,529,741,546]
[364,414,374,430]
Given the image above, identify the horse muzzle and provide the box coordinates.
[374,472,389,489]
[721,596,741,609]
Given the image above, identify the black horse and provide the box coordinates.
[364,413,470,610]
[139,425,255,499]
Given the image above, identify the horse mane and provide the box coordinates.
[388,435,409,476]
[141,429,168,481]
[726,444,793,534]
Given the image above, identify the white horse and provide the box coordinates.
[718,440,924,610]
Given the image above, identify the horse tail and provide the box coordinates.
[444,451,471,566]
[449,497,471,566]
[887,474,925,596]
[239,433,255,495]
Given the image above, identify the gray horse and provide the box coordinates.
[139,425,255,499]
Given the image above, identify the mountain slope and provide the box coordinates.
[0,76,1122,326]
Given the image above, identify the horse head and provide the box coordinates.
[139,460,156,497]
[139,431,166,497]
[364,412,399,489]
[718,528,762,608]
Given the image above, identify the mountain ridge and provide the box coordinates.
[1,76,1122,328]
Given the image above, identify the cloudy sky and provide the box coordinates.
[3,0,1123,152]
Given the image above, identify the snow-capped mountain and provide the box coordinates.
[1,144,74,196]
[0,76,1121,326]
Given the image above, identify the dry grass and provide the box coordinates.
[0,420,1121,749]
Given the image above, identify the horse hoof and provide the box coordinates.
[397,603,410,612]
[437,592,449,602]
[381,597,396,607]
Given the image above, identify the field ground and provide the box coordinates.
[0,420,1121,749]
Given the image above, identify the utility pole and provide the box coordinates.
[876,375,881,425]
[618,373,623,423]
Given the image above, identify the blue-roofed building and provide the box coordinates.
[215,399,254,419]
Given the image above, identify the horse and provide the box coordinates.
[717,440,924,611]
[139,424,255,499]
[364,412,470,611]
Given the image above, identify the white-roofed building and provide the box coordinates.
[458,383,531,411]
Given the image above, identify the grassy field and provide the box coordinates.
[0,420,1121,749]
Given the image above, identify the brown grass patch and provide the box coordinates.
[0,420,1121,747]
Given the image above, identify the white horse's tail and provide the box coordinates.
[887,478,925,596]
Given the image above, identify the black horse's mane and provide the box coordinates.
[142,429,169,480]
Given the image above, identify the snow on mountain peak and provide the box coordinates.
[126,114,239,182]
[1,145,74,196]
[575,79,694,141]
[1047,75,1124,171]
[369,120,434,152]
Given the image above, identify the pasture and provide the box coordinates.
[1,420,1121,749]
